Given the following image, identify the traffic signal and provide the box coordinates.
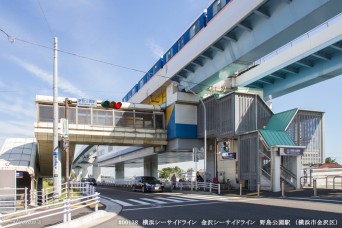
[101,100,122,109]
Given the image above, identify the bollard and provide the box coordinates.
[67,200,71,222]
[24,187,28,211]
[42,189,45,206]
[257,183,260,197]
[95,193,99,212]
[63,201,67,223]
[281,181,285,198]
[218,183,221,195]
[240,183,242,196]
[209,183,212,193]
[313,179,317,197]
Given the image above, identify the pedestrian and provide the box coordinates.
[171,173,177,189]
[213,176,217,184]
[196,172,203,182]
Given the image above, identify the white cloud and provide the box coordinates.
[0,120,34,138]
[10,56,86,97]
[146,39,164,59]
[0,100,35,120]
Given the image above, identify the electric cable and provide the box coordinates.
[37,0,54,37]
[0,28,215,90]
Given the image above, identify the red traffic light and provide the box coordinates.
[101,100,122,109]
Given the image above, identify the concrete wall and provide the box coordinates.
[217,139,239,188]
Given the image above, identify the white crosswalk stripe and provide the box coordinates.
[156,197,188,203]
[167,196,200,202]
[140,198,167,204]
[110,199,134,206]
[127,199,151,205]
[107,194,247,207]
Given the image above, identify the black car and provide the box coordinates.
[81,178,97,186]
[132,176,163,193]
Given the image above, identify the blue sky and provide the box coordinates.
[0,0,341,165]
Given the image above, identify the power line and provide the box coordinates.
[37,0,54,37]
[1,28,213,90]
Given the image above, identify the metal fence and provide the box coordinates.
[0,183,99,227]
[300,175,342,190]
[99,179,220,194]
[37,104,165,130]
[0,188,28,213]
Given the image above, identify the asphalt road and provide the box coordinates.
[94,186,342,228]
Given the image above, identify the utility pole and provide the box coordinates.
[53,37,61,199]
[65,98,71,199]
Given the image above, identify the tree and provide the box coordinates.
[159,166,184,178]
[325,157,336,164]
[187,168,194,173]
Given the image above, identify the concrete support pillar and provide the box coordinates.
[144,155,158,177]
[93,164,101,183]
[115,163,125,180]
[74,168,82,181]
[295,156,302,189]
[30,175,35,191]
[81,165,90,178]
[272,148,281,192]
[206,138,216,180]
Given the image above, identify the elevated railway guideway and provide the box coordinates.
[235,12,342,100]
[34,95,167,176]
[126,0,342,104]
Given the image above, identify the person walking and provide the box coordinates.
[171,173,177,189]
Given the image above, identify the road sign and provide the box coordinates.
[77,98,97,107]
[59,118,68,137]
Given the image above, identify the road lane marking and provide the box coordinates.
[122,201,225,211]
[156,197,187,202]
[140,198,167,204]
[127,199,151,205]
[110,199,134,206]
[167,197,200,202]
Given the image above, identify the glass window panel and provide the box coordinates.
[78,108,91,125]
[135,112,153,129]
[114,111,134,128]
[154,113,164,129]
[39,105,53,122]
[93,109,113,126]
[68,107,77,124]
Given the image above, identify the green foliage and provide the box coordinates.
[159,166,184,178]
[187,168,194,173]
[325,157,336,164]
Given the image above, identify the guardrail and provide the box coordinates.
[0,192,100,227]
[0,181,95,214]
[300,175,342,190]
[99,179,220,194]
[0,188,28,213]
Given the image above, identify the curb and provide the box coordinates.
[48,197,122,228]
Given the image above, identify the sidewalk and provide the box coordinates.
[220,187,342,199]
[49,197,122,228]
[171,187,342,199]
[47,187,341,227]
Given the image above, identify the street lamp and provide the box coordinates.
[186,89,207,183]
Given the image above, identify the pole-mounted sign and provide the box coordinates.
[59,118,68,137]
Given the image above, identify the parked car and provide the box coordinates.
[132,176,163,193]
[81,178,97,186]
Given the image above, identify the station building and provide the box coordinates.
[152,85,324,192]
